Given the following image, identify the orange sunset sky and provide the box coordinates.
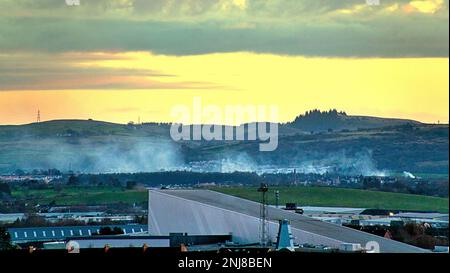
[0,0,448,125]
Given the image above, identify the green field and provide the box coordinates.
[212,186,449,213]
[12,187,148,206]
[11,186,449,213]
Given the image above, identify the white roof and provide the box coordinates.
[300,206,366,214]
[0,213,25,221]
[395,212,448,219]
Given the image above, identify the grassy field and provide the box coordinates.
[11,186,449,213]
[212,186,449,213]
[12,187,148,206]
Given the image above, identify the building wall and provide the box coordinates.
[74,238,170,249]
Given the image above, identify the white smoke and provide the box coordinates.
[403,171,416,179]
[219,153,258,173]
[34,138,184,173]
[289,150,390,176]
[183,149,389,176]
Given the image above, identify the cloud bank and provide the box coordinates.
[0,0,447,57]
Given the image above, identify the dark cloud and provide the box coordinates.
[0,0,448,57]
[1,0,446,17]
[0,52,218,90]
[0,15,447,57]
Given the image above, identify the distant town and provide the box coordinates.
[1,167,448,253]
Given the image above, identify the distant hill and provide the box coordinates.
[0,119,171,139]
[0,110,422,139]
[287,109,421,132]
[0,113,447,175]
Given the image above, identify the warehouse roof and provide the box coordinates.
[8,224,147,243]
[154,189,428,253]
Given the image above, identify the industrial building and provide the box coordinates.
[4,189,441,253]
[0,212,136,225]
[148,189,429,253]
[43,234,232,250]
[8,224,147,244]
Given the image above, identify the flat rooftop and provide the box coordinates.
[154,189,428,253]
[8,224,147,243]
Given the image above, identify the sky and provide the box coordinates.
[0,0,448,125]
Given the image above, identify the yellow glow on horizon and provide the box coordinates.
[408,0,444,13]
[385,4,400,12]
[232,0,247,9]
[336,4,367,15]
[0,52,448,125]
